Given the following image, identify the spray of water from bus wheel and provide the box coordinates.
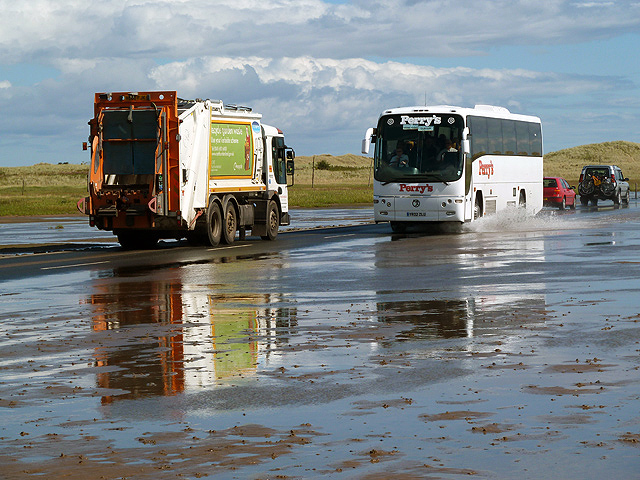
[362,104,543,234]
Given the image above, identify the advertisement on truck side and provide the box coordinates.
[209,120,256,178]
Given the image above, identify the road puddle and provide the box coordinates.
[2,209,640,478]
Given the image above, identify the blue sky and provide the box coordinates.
[1,0,639,167]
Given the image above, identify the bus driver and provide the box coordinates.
[389,145,409,167]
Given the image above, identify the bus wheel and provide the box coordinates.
[390,222,407,233]
[518,191,526,209]
[222,202,237,244]
[473,196,483,220]
[207,200,223,247]
[261,200,279,240]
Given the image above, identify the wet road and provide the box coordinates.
[1,204,639,479]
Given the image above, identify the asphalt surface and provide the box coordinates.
[1,203,639,479]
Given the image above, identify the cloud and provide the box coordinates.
[1,0,639,64]
[0,53,631,160]
[0,0,638,165]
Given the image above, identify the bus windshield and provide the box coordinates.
[374,113,464,183]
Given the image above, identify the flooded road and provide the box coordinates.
[1,205,639,479]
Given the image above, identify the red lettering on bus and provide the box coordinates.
[399,184,433,193]
[479,160,494,178]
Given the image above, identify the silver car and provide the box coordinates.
[578,165,630,206]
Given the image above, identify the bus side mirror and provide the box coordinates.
[462,139,471,155]
[362,127,376,155]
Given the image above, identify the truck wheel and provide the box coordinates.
[623,190,630,205]
[261,201,279,240]
[207,200,223,247]
[222,202,237,244]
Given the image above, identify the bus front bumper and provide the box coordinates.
[374,196,465,222]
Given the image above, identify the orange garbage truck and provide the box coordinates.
[78,91,295,249]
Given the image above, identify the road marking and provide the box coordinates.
[324,234,356,239]
[41,261,110,270]
[206,245,250,252]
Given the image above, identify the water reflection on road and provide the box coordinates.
[1,204,640,479]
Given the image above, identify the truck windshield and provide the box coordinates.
[374,113,463,183]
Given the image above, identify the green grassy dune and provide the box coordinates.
[1,142,639,216]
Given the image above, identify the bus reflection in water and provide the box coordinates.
[87,275,297,404]
[375,296,547,343]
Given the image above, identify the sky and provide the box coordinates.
[1,0,639,167]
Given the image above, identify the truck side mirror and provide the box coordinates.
[286,159,295,175]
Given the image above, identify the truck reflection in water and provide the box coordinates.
[87,273,296,403]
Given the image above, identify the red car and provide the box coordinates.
[544,177,576,209]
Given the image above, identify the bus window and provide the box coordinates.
[468,116,488,160]
[373,114,463,183]
[516,121,530,156]
[487,118,502,155]
[529,123,542,156]
[502,119,516,155]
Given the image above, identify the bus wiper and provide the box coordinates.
[381,174,449,186]
[416,173,449,185]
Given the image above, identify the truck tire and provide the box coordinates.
[222,202,237,244]
[207,200,223,247]
[261,200,279,240]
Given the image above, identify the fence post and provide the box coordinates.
[312,155,315,189]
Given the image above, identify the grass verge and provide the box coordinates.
[289,185,372,208]
[0,186,87,216]
[1,142,638,216]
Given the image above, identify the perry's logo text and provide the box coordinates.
[400,115,441,127]
[399,184,433,193]
[478,160,494,178]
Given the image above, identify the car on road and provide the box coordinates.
[578,165,630,206]
[544,177,576,210]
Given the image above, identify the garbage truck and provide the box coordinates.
[77,91,295,249]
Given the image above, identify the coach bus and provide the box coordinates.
[362,104,543,231]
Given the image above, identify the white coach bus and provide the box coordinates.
[362,105,543,232]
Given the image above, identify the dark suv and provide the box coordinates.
[578,165,630,206]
